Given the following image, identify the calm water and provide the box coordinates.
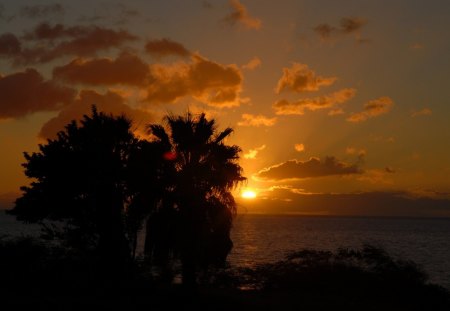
[230,214,450,289]
[2,211,449,289]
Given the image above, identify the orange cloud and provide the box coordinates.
[273,88,356,115]
[255,156,363,181]
[340,17,366,34]
[39,90,154,139]
[244,144,266,159]
[0,69,76,119]
[347,96,394,123]
[294,143,305,152]
[53,52,151,86]
[346,147,367,157]
[411,108,432,117]
[237,113,277,127]
[223,0,262,30]
[146,54,243,107]
[276,63,337,94]
[242,56,261,70]
[145,38,190,58]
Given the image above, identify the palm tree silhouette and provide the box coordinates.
[146,112,245,286]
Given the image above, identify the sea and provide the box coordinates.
[2,211,450,289]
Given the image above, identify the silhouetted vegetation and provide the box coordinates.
[1,237,448,310]
[8,107,245,284]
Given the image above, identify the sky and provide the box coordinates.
[1,0,449,216]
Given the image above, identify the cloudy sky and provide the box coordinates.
[1,0,449,216]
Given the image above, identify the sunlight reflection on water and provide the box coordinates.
[230,214,450,289]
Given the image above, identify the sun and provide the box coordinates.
[241,189,257,199]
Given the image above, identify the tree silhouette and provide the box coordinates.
[146,112,245,286]
[9,107,138,265]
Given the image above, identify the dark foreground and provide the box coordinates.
[1,237,449,311]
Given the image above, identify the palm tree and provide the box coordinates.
[146,112,245,285]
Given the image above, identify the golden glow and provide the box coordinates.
[241,189,257,199]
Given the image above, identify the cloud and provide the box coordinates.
[0,33,21,56]
[237,113,277,127]
[255,156,363,181]
[19,4,65,19]
[244,144,266,159]
[411,108,432,117]
[347,97,394,123]
[146,54,243,107]
[0,69,76,119]
[273,88,356,115]
[340,17,366,34]
[53,52,151,86]
[313,24,337,39]
[39,90,154,139]
[243,188,450,217]
[223,0,262,30]
[242,57,261,70]
[294,143,305,152]
[145,38,191,58]
[8,23,138,65]
[276,63,337,94]
[346,147,366,157]
[314,17,366,41]
[328,108,344,116]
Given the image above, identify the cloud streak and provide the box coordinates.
[237,113,277,127]
[314,17,367,41]
[274,88,356,115]
[3,23,138,65]
[53,52,151,86]
[145,38,191,58]
[255,156,363,181]
[347,97,394,122]
[223,0,262,30]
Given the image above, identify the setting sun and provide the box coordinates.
[241,189,257,199]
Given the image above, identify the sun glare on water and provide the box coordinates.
[241,189,257,199]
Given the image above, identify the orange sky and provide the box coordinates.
[1,0,449,216]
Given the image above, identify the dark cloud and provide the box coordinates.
[273,88,356,115]
[313,24,337,39]
[276,63,336,94]
[146,54,243,107]
[19,3,65,19]
[145,38,191,58]
[0,69,76,119]
[3,23,138,65]
[0,33,21,56]
[223,0,262,30]
[53,52,151,86]
[347,97,394,123]
[242,188,450,217]
[314,16,367,41]
[340,17,366,34]
[256,156,362,181]
[39,90,154,139]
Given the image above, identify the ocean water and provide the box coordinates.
[230,214,450,289]
[2,211,449,289]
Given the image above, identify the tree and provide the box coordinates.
[9,107,138,265]
[146,112,246,285]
